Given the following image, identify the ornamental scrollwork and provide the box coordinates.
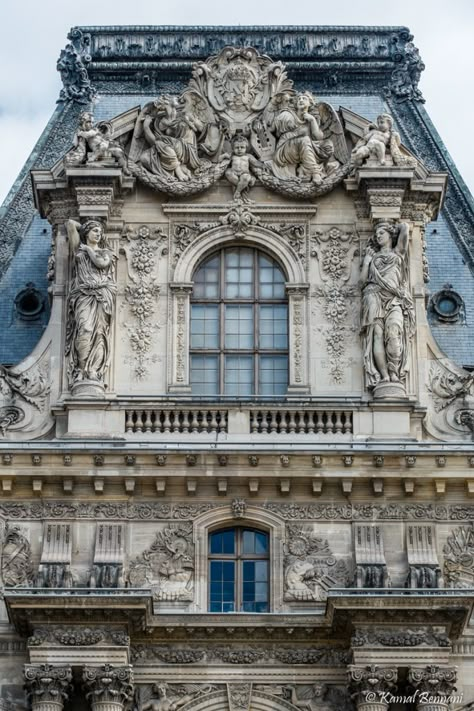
[120,225,165,379]
[127,524,194,601]
[426,362,474,440]
[57,28,97,104]
[283,524,349,601]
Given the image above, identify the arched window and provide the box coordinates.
[208,528,269,612]
[190,247,288,396]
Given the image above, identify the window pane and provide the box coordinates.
[242,530,255,554]
[259,355,288,395]
[193,255,219,298]
[259,305,288,349]
[209,560,235,613]
[191,304,219,349]
[210,530,235,554]
[224,355,254,395]
[258,254,286,299]
[225,305,254,349]
[190,355,218,395]
[255,533,269,555]
[225,249,254,298]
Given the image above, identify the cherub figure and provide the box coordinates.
[351,113,394,166]
[225,134,263,202]
[67,111,130,173]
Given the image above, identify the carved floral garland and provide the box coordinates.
[121,225,165,379]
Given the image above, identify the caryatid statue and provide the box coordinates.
[65,220,117,395]
[360,221,415,398]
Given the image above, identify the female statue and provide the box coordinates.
[65,220,116,390]
[267,92,338,182]
[360,221,415,392]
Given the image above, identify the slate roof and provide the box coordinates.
[1,26,473,367]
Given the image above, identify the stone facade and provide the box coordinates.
[0,24,474,711]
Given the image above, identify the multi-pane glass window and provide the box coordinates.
[208,528,269,612]
[190,248,288,395]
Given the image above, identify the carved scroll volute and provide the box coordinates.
[286,284,310,394]
[24,664,73,711]
[348,665,397,711]
[83,665,134,711]
[168,283,193,393]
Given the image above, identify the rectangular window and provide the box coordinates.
[225,249,254,299]
[241,560,269,612]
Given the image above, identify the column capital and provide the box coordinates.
[348,664,398,707]
[83,664,134,706]
[408,665,457,700]
[24,664,72,708]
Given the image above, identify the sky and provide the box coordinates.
[0,0,473,204]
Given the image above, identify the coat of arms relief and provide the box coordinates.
[67,46,354,199]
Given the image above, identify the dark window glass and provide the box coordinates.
[208,528,269,612]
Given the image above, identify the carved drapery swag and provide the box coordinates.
[65,220,117,393]
[360,221,415,398]
[24,664,73,711]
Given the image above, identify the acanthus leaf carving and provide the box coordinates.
[426,362,474,440]
[24,664,73,706]
[83,665,134,706]
[127,523,194,601]
[348,665,398,706]
[443,523,474,588]
[283,524,349,601]
[120,225,165,379]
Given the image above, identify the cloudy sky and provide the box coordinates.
[0,0,472,204]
